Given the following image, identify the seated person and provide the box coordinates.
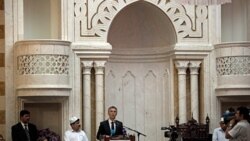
[96,106,123,140]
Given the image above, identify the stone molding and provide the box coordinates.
[214,42,250,48]
[109,46,173,63]
[72,42,112,59]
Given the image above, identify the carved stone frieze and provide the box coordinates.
[74,0,208,42]
[17,55,69,75]
[216,56,250,76]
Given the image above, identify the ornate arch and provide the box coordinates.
[74,0,208,42]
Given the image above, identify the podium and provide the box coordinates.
[101,135,135,141]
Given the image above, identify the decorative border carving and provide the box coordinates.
[216,56,250,76]
[74,0,207,42]
[17,55,69,75]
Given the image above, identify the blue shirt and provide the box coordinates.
[212,127,228,141]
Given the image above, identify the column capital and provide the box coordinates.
[82,61,94,68]
[175,61,189,75]
[94,61,106,68]
[82,61,93,74]
[189,61,201,75]
[189,61,201,68]
[175,61,189,68]
[94,61,106,75]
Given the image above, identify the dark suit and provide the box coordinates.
[11,122,38,141]
[96,120,123,140]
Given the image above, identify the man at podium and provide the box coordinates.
[96,106,124,140]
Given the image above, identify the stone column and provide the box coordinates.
[94,61,106,130]
[189,61,201,121]
[82,61,93,139]
[175,61,189,123]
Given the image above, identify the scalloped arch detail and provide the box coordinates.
[75,0,208,42]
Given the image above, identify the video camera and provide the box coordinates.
[222,107,250,124]
[222,107,235,124]
[161,125,179,141]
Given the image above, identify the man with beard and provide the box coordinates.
[225,106,250,141]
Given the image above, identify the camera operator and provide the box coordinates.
[161,126,181,141]
[222,107,235,124]
[225,106,250,141]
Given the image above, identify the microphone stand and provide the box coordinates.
[123,126,146,141]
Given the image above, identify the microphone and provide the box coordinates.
[161,127,171,130]
[122,127,127,136]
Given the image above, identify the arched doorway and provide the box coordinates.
[106,1,177,141]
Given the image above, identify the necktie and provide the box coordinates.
[111,122,114,130]
[24,124,30,141]
[111,122,115,136]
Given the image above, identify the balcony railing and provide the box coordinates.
[14,40,71,96]
[214,42,250,96]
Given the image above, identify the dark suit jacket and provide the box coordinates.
[96,120,123,140]
[11,122,38,141]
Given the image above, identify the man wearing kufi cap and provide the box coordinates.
[64,116,89,141]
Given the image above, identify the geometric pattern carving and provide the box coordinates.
[216,56,250,76]
[17,55,69,75]
[75,0,208,42]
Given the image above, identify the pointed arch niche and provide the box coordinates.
[105,1,177,141]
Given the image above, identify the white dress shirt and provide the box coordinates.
[64,130,88,141]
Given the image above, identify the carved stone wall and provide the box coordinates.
[74,0,208,42]
[105,61,171,141]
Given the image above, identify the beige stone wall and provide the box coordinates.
[0,0,4,139]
